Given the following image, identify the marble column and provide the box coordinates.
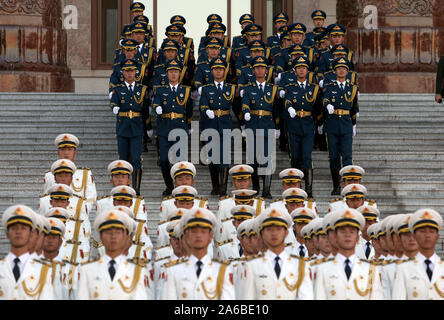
[337,0,442,93]
[0,0,74,92]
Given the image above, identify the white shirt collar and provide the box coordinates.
[256,80,266,88]
[416,251,440,267]
[266,248,288,264]
[125,81,135,89]
[189,254,211,267]
[298,80,307,87]
[103,254,125,268]
[169,83,179,91]
[7,252,30,274]
[337,80,346,87]
[214,81,224,87]
[336,252,358,268]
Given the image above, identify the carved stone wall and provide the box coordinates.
[337,0,443,93]
[0,0,74,92]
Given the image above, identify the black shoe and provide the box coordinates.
[209,166,220,196]
[132,169,143,196]
[143,140,149,153]
[161,164,174,197]
[330,168,341,195]
[262,175,272,199]
[219,167,229,197]
[304,169,313,198]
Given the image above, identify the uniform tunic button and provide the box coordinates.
[110,286,114,290]
[346,286,351,290]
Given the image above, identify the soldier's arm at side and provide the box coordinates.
[298,262,314,300]
[75,265,90,300]
[391,264,407,300]
[435,56,444,102]
[314,264,327,300]
[240,261,256,300]
[220,264,236,300]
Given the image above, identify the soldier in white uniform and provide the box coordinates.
[395,214,418,260]
[309,218,333,288]
[242,207,314,300]
[392,209,444,300]
[215,205,255,261]
[40,181,90,265]
[279,188,310,247]
[0,205,54,300]
[162,208,235,300]
[96,160,147,221]
[328,165,377,213]
[355,205,380,260]
[76,208,150,300]
[366,222,383,262]
[269,168,318,214]
[159,161,209,223]
[380,215,398,262]
[322,213,339,258]
[288,207,317,258]
[94,186,153,261]
[40,217,68,300]
[300,220,318,259]
[43,133,97,213]
[216,189,265,243]
[314,208,383,300]
[30,214,50,259]
[154,220,184,300]
[157,186,204,248]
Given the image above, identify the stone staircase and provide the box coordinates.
[0,93,443,257]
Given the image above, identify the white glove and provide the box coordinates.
[279,90,286,99]
[288,107,296,118]
[155,106,163,115]
[317,125,323,135]
[319,79,324,88]
[113,107,120,115]
[109,91,114,100]
[356,112,360,119]
[147,130,153,138]
[327,104,334,114]
[240,89,244,98]
[244,113,251,121]
[198,87,202,96]
[206,110,215,119]
[188,128,193,135]
[275,130,281,139]
[274,73,281,84]
[353,125,357,137]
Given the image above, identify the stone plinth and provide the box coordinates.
[0,0,74,92]
[337,0,443,93]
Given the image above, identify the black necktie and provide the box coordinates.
[299,245,305,258]
[13,258,20,282]
[239,244,244,257]
[217,83,222,92]
[172,86,177,95]
[274,256,281,278]
[365,242,371,259]
[129,84,133,93]
[425,259,433,281]
[196,260,203,278]
[109,260,116,280]
[300,83,305,90]
[345,259,352,280]
[259,84,263,93]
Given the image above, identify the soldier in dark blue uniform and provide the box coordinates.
[130,2,145,19]
[318,24,355,76]
[305,10,327,47]
[114,24,133,63]
[194,37,224,90]
[153,39,190,92]
[133,15,156,49]
[153,59,194,196]
[321,57,359,195]
[238,40,275,89]
[232,14,255,51]
[170,15,194,53]
[283,56,322,198]
[272,26,292,74]
[159,25,195,86]
[199,58,236,196]
[266,12,289,58]
[235,23,268,77]
[110,59,151,195]
[241,56,280,199]
[198,14,230,54]
[320,45,358,88]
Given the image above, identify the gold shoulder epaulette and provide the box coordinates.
[155,244,170,250]
[219,195,230,201]
[127,257,147,267]
[367,199,376,206]
[246,253,263,261]
[164,257,188,268]
[158,220,168,226]
[156,255,171,263]
[33,258,50,266]
[285,242,294,248]
[212,258,230,265]
[97,195,110,201]
[137,195,144,200]
[77,167,91,171]
[40,193,48,198]
[81,258,100,265]
[73,194,86,200]
[162,195,173,201]
[271,198,283,203]
[91,239,103,248]
[307,198,316,202]
[329,198,342,203]
[255,196,265,201]
[309,257,332,266]
[221,217,233,223]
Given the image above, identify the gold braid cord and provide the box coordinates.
[344,85,358,103]
[22,264,50,297]
[133,86,147,105]
[305,85,320,104]
[283,259,306,293]
[223,85,235,102]
[353,263,376,297]
[176,87,190,106]
[264,85,278,104]
[71,169,88,194]
[434,283,444,298]
[133,198,142,216]
[133,221,145,258]
[118,264,142,294]
[201,263,228,300]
